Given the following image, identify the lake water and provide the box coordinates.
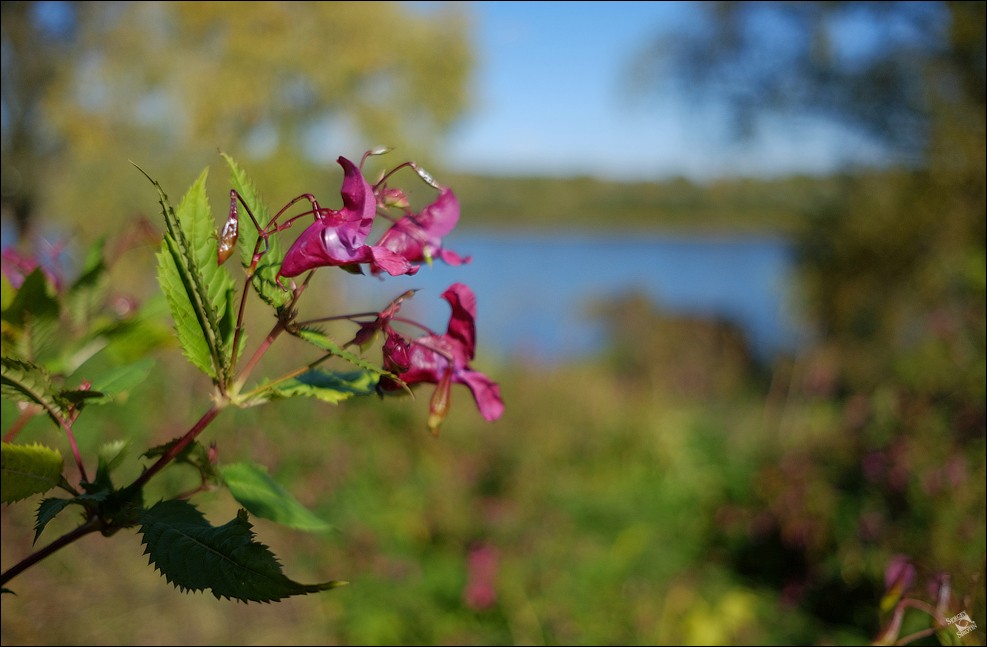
[332,230,807,366]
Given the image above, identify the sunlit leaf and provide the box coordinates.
[220,462,332,532]
[296,328,399,380]
[64,237,109,330]
[0,356,70,426]
[98,440,130,474]
[156,236,216,377]
[0,443,64,503]
[174,168,237,356]
[266,369,379,405]
[0,268,60,362]
[145,166,236,383]
[85,357,156,405]
[222,153,290,308]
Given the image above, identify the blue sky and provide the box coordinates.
[421,1,890,181]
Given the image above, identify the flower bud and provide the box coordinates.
[427,369,453,436]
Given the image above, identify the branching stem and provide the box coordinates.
[126,404,224,493]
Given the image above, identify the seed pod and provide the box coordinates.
[217,192,240,265]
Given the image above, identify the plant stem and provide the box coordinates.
[234,271,314,390]
[58,410,88,484]
[895,627,937,646]
[229,272,254,377]
[126,404,223,492]
[2,406,38,442]
[237,352,334,401]
[235,319,287,391]
[0,515,105,588]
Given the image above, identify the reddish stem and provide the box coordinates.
[236,320,288,390]
[2,406,37,442]
[235,271,314,389]
[228,272,254,378]
[126,404,223,493]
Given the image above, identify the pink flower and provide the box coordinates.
[371,188,470,275]
[378,283,503,434]
[277,156,415,279]
[879,554,916,615]
[884,554,916,593]
[1,244,65,291]
[463,543,499,611]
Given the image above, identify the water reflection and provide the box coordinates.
[331,229,806,366]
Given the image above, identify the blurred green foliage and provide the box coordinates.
[624,2,987,643]
[2,0,985,644]
[445,171,841,234]
[0,358,874,645]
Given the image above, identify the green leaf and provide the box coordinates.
[297,328,399,380]
[1,443,64,503]
[1,273,14,312]
[156,210,218,377]
[139,500,345,602]
[1,356,70,426]
[59,388,108,408]
[64,237,109,330]
[222,153,290,308]
[146,166,236,383]
[98,440,129,474]
[99,294,176,363]
[34,497,78,542]
[33,483,130,542]
[174,169,238,355]
[267,369,379,404]
[85,357,156,405]
[0,268,61,362]
[220,462,332,532]
[0,267,59,329]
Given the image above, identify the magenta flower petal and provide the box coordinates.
[336,157,377,237]
[390,334,452,385]
[1,247,38,289]
[1,245,65,291]
[367,246,419,277]
[458,369,505,421]
[441,282,477,357]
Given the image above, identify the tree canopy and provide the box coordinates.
[1,1,473,242]
[628,1,973,161]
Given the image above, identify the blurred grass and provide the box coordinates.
[2,341,876,645]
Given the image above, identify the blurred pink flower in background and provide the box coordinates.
[463,542,499,611]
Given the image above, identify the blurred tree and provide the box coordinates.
[1,1,472,245]
[1,1,71,239]
[630,0,985,637]
[628,0,952,159]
